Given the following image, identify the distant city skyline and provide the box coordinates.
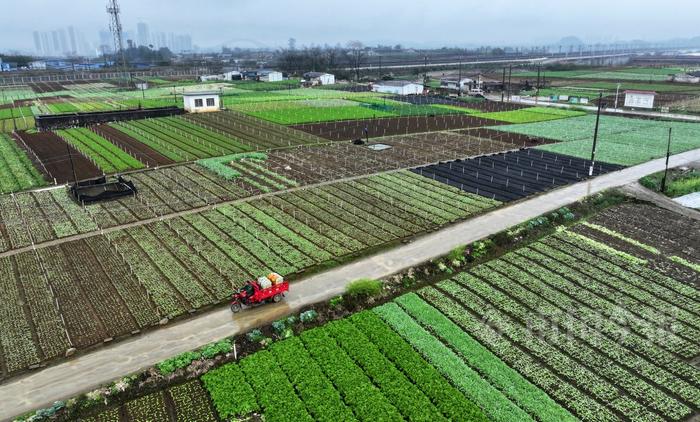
[2,0,700,55]
[29,20,193,57]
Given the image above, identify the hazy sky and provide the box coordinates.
[1,0,699,52]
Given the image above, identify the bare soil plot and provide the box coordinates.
[458,127,558,148]
[264,131,516,185]
[13,131,101,183]
[28,82,66,94]
[292,114,504,141]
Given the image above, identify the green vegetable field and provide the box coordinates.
[491,115,700,165]
[56,128,145,173]
[75,202,700,422]
[0,133,46,193]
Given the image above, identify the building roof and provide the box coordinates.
[624,90,656,95]
[304,72,331,78]
[375,80,423,87]
[182,91,220,96]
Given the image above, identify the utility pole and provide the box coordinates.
[457,56,462,97]
[614,83,621,110]
[106,0,128,84]
[501,67,506,102]
[423,55,428,87]
[507,65,512,102]
[589,93,603,176]
[661,128,673,193]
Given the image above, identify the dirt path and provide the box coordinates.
[1,147,700,421]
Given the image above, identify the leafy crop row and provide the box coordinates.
[394,292,577,421]
[374,302,533,422]
[56,128,144,173]
[0,133,46,193]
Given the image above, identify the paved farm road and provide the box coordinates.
[2,147,700,421]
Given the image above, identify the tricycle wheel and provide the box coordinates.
[272,294,282,303]
[230,303,242,313]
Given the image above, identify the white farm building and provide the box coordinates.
[199,71,242,82]
[303,72,335,86]
[372,81,424,96]
[183,91,220,113]
[624,90,656,109]
[258,70,283,82]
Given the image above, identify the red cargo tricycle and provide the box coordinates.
[230,280,289,313]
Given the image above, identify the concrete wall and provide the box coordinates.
[183,95,220,113]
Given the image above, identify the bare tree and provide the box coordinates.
[347,40,365,82]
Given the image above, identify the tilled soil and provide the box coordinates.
[263,131,517,185]
[458,127,558,148]
[28,82,66,93]
[292,114,504,141]
[12,131,101,183]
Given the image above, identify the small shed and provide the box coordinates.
[183,91,220,113]
[303,72,335,86]
[624,90,656,109]
[372,81,424,95]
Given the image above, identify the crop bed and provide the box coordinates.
[292,114,503,141]
[0,133,46,194]
[474,107,587,124]
[460,128,558,148]
[390,95,530,112]
[412,149,624,201]
[111,116,253,162]
[415,218,700,421]
[0,170,498,377]
[28,82,66,93]
[0,164,256,253]
[184,111,325,150]
[263,132,516,185]
[571,203,700,284]
[13,131,102,183]
[92,124,175,167]
[82,380,216,422]
[492,115,700,166]
[56,128,145,174]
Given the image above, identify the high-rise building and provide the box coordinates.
[51,30,60,54]
[157,32,167,50]
[59,29,68,55]
[137,22,150,47]
[41,32,51,56]
[99,30,113,54]
[68,26,77,55]
[33,31,42,55]
[181,34,192,51]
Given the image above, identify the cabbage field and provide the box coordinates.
[491,115,700,165]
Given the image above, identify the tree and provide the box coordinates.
[347,41,365,82]
[288,38,296,51]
